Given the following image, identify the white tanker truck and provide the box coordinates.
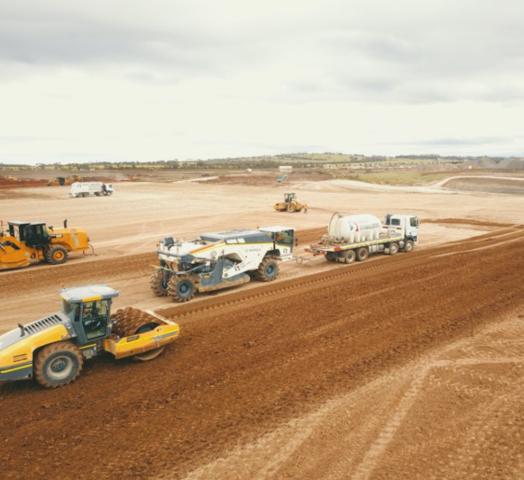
[309,213,419,263]
[150,226,295,302]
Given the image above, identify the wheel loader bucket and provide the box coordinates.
[0,244,31,270]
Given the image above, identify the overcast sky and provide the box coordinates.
[1,0,523,164]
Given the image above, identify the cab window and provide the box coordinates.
[81,300,110,340]
[274,230,294,245]
[391,218,401,226]
[410,217,419,227]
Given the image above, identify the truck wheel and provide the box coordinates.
[255,257,279,281]
[168,277,195,302]
[34,342,83,388]
[150,269,168,297]
[45,245,69,265]
[325,252,338,262]
[356,247,369,262]
[343,250,356,264]
[389,243,399,255]
[402,240,414,252]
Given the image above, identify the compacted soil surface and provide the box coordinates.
[1,225,523,480]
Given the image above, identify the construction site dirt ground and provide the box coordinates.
[1,179,523,479]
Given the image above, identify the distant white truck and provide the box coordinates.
[308,213,419,263]
[70,182,114,198]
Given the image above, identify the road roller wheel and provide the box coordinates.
[111,307,166,361]
[34,342,83,388]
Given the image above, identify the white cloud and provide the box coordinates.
[0,0,523,163]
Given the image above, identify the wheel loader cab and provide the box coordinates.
[60,286,119,345]
[9,222,50,248]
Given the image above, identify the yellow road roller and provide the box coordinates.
[0,285,180,388]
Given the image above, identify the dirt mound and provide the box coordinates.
[1,228,523,479]
[443,177,524,195]
[0,175,48,189]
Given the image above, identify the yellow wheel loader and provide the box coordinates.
[0,285,180,388]
[273,192,308,213]
[0,219,90,270]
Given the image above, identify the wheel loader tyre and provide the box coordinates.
[255,257,279,282]
[402,240,414,253]
[389,242,399,255]
[356,247,369,262]
[168,277,196,302]
[150,269,168,297]
[34,342,83,388]
[343,250,356,264]
[45,245,69,265]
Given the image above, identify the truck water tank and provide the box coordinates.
[328,213,382,243]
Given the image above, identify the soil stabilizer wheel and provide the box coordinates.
[111,307,165,361]
[45,245,68,265]
[150,269,168,297]
[34,341,83,388]
[255,256,279,282]
[287,203,296,213]
[167,276,196,302]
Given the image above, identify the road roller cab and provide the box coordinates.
[60,285,119,344]
[0,285,180,388]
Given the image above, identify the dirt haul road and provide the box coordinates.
[1,225,523,480]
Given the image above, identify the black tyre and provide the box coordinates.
[325,252,338,263]
[150,269,168,297]
[402,240,414,253]
[389,242,399,255]
[45,245,69,265]
[254,257,279,281]
[168,277,196,302]
[343,250,356,264]
[356,247,369,262]
[34,342,83,388]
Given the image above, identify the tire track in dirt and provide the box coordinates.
[0,225,523,480]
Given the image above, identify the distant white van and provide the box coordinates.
[70,182,114,198]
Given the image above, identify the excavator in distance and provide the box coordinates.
[0,219,91,270]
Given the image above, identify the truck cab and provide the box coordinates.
[384,214,419,242]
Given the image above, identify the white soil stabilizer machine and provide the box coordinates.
[150,226,296,302]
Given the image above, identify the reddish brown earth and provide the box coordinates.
[1,225,523,479]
